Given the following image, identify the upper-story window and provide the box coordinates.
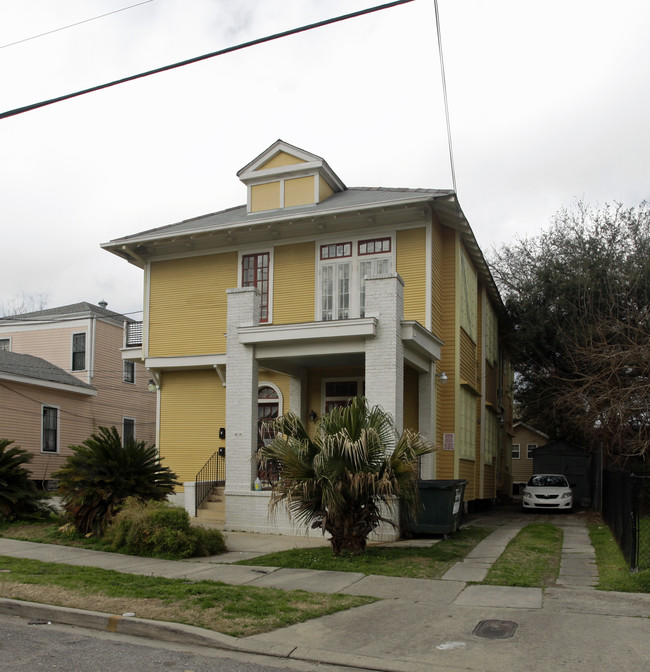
[242,253,270,323]
[0,338,10,351]
[72,332,86,371]
[319,236,392,321]
[123,360,135,384]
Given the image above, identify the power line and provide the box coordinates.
[0,1,154,50]
[0,0,415,121]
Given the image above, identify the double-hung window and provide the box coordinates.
[319,237,392,321]
[123,360,135,384]
[242,253,270,322]
[72,332,86,371]
[42,406,58,453]
[123,418,135,446]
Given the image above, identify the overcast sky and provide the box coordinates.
[2,0,648,317]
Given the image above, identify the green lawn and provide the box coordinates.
[589,520,650,593]
[0,555,373,637]
[484,523,563,587]
[236,526,494,579]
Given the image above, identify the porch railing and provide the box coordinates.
[125,321,143,347]
[195,451,226,512]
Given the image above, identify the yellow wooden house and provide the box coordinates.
[102,140,513,537]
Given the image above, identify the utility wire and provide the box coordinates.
[433,0,457,194]
[0,0,414,121]
[0,1,154,50]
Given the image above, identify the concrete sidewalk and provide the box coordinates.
[1,513,649,672]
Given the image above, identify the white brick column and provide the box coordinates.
[225,287,260,492]
[289,370,307,420]
[364,274,404,436]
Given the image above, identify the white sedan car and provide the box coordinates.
[522,474,573,512]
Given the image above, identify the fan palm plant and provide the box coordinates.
[0,438,50,521]
[53,426,179,535]
[258,397,434,555]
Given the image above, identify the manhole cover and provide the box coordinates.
[473,619,517,639]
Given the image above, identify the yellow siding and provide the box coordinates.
[251,182,281,212]
[484,464,496,498]
[149,253,236,357]
[436,226,457,479]
[159,369,225,490]
[484,361,497,406]
[396,227,426,324]
[319,176,334,202]
[459,459,476,500]
[431,221,444,337]
[285,176,314,207]
[272,242,315,324]
[259,151,306,170]
[460,329,478,390]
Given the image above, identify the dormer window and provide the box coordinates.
[237,140,345,214]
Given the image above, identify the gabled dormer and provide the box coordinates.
[237,139,346,214]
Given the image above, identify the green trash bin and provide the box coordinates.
[406,479,467,534]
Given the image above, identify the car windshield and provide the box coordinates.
[528,475,569,487]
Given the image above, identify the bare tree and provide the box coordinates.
[0,293,49,317]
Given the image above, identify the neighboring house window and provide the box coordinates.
[42,406,58,453]
[323,379,361,413]
[123,418,135,445]
[242,252,270,322]
[0,338,10,351]
[319,237,392,321]
[527,444,537,459]
[72,332,86,371]
[123,360,135,383]
[512,443,520,459]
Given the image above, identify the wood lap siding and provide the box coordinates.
[272,242,315,325]
[149,254,237,357]
[459,459,476,500]
[396,228,427,324]
[435,226,457,480]
[484,361,497,406]
[460,329,477,389]
[484,464,496,498]
[159,369,224,490]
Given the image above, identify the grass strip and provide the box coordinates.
[483,523,562,588]
[236,526,494,579]
[0,555,374,637]
[589,521,650,593]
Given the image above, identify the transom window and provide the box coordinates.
[324,380,362,413]
[320,242,351,259]
[319,236,393,321]
[359,237,391,255]
[242,253,270,323]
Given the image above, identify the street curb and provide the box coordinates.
[0,598,419,672]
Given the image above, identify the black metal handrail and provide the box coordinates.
[195,451,225,512]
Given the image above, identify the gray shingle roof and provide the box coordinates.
[0,302,132,324]
[0,350,96,392]
[103,187,454,245]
